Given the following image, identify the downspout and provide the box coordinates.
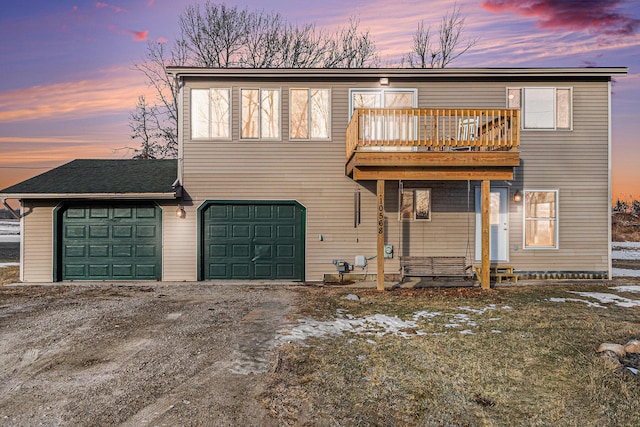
[2,198,20,219]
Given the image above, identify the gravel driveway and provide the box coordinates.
[0,283,297,426]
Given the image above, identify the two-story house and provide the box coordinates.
[0,67,627,288]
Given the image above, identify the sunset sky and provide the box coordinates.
[1,0,638,200]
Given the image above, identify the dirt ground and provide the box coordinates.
[0,282,299,426]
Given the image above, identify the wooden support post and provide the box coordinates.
[377,180,385,291]
[481,180,491,290]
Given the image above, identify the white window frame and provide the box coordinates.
[289,88,331,141]
[523,189,559,250]
[190,88,231,140]
[507,87,573,131]
[240,88,281,141]
[399,188,431,221]
[349,88,417,118]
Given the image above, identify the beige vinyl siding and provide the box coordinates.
[180,76,611,280]
[158,201,197,281]
[509,81,609,272]
[21,201,55,282]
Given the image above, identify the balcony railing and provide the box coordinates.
[346,108,520,161]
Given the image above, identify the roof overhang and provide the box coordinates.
[0,192,179,200]
[167,67,628,79]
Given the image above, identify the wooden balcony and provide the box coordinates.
[346,108,520,181]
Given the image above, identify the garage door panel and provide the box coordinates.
[232,225,250,237]
[231,263,250,278]
[90,208,109,218]
[113,225,133,238]
[65,245,86,257]
[277,244,294,258]
[65,265,86,277]
[254,264,273,278]
[255,205,273,219]
[232,244,250,258]
[136,225,156,238]
[232,205,250,219]
[113,264,133,277]
[209,225,227,238]
[277,225,294,238]
[89,264,109,277]
[90,225,109,238]
[202,202,304,280]
[89,245,109,257]
[66,226,86,238]
[277,264,295,278]
[136,245,156,257]
[209,264,227,277]
[60,204,161,281]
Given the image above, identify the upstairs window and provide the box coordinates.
[400,188,431,221]
[290,89,330,140]
[191,88,231,139]
[350,89,417,141]
[508,87,572,130]
[524,190,558,249]
[241,88,281,140]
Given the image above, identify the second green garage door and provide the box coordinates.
[202,201,305,281]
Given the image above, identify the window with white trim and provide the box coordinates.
[191,88,231,139]
[524,190,558,249]
[508,87,572,130]
[289,89,330,140]
[241,88,280,140]
[400,188,431,221]
[350,89,417,141]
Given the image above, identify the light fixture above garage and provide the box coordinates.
[176,205,186,218]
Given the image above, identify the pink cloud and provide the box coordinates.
[96,2,125,13]
[128,30,148,42]
[482,0,639,36]
[156,36,168,43]
[147,0,155,7]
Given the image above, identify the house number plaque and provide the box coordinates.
[377,194,384,234]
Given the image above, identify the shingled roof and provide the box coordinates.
[0,159,179,199]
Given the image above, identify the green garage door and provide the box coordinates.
[59,204,162,280]
[202,201,305,281]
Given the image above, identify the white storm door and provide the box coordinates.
[475,187,509,262]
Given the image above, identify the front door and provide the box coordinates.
[475,187,509,262]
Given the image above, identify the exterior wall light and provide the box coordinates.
[379,77,389,85]
[176,205,186,218]
[513,190,522,202]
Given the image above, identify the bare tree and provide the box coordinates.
[325,17,379,68]
[130,2,379,157]
[130,1,475,157]
[402,4,477,68]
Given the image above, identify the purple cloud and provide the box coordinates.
[482,0,639,36]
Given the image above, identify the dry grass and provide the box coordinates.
[613,212,640,242]
[0,266,19,286]
[264,285,640,426]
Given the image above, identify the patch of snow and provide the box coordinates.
[549,297,605,308]
[613,268,640,277]
[413,311,442,320]
[569,291,640,308]
[612,242,640,249]
[444,323,461,328]
[491,330,502,334]
[612,250,640,260]
[460,330,475,335]
[0,235,20,243]
[610,285,640,294]
[276,312,427,345]
[0,262,19,268]
[458,304,497,314]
